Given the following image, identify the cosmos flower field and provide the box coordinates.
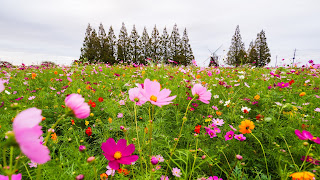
[0,62,320,180]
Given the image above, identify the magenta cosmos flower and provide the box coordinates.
[128,87,147,105]
[101,138,139,170]
[295,130,320,144]
[277,82,289,88]
[225,131,234,141]
[234,134,246,141]
[13,108,50,164]
[0,174,22,180]
[141,79,176,107]
[65,94,90,119]
[191,84,211,104]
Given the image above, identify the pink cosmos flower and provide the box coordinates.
[0,174,22,180]
[128,87,147,105]
[156,155,164,162]
[161,175,169,180]
[67,77,72,82]
[212,118,224,126]
[106,165,115,176]
[0,78,5,93]
[13,108,50,164]
[229,124,237,131]
[172,167,182,177]
[225,131,234,141]
[141,79,176,107]
[101,138,139,170]
[212,105,218,110]
[65,94,90,119]
[213,127,221,133]
[234,134,246,141]
[191,84,211,104]
[314,108,320,112]
[295,130,320,144]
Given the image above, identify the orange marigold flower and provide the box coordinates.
[31,73,37,79]
[289,171,315,180]
[216,111,222,116]
[42,117,46,121]
[254,95,260,100]
[71,119,75,125]
[239,120,255,134]
[299,92,306,97]
[196,74,201,79]
[100,173,108,180]
[51,133,57,141]
[54,71,58,75]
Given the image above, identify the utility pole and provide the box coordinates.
[275,55,277,67]
[292,48,296,66]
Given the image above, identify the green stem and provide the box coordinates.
[93,164,98,180]
[200,150,228,176]
[299,144,312,171]
[23,163,33,180]
[134,104,144,174]
[165,96,197,175]
[8,146,13,180]
[189,137,198,180]
[281,136,299,171]
[251,133,269,177]
[220,150,232,171]
[44,114,66,146]
[3,146,7,169]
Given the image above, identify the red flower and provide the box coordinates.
[289,79,295,85]
[194,125,201,134]
[98,97,104,102]
[117,168,130,175]
[71,119,75,125]
[256,114,264,121]
[88,100,93,105]
[301,124,309,129]
[85,127,92,136]
[91,102,96,108]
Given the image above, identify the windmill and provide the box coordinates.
[204,45,222,67]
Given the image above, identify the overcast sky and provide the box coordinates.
[1,0,319,67]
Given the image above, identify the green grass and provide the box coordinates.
[0,64,319,179]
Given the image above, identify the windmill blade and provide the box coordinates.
[213,44,223,54]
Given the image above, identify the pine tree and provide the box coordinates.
[128,25,141,64]
[247,40,258,64]
[107,26,117,64]
[255,30,271,67]
[160,27,170,64]
[117,22,129,63]
[181,28,194,66]
[80,23,99,63]
[98,23,109,63]
[150,25,161,63]
[140,27,151,64]
[170,24,183,64]
[226,25,247,66]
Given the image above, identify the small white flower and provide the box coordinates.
[224,100,231,106]
[239,75,245,79]
[214,95,219,99]
[5,90,11,95]
[219,100,223,104]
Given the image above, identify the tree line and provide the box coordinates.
[80,23,194,66]
[226,25,271,67]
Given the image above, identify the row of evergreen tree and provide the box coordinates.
[226,25,271,67]
[80,23,194,65]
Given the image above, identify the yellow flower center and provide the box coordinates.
[150,95,157,102]
[114,151,122,159]
[238,136,241,139]
[282,84,284,87]
[312,137,317,140]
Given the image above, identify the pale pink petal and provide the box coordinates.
[13,108,42,131]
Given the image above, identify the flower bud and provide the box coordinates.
[75,174,84,180]
[236,155,243,160]
[79,145,86,152]
[87,156,95,163]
